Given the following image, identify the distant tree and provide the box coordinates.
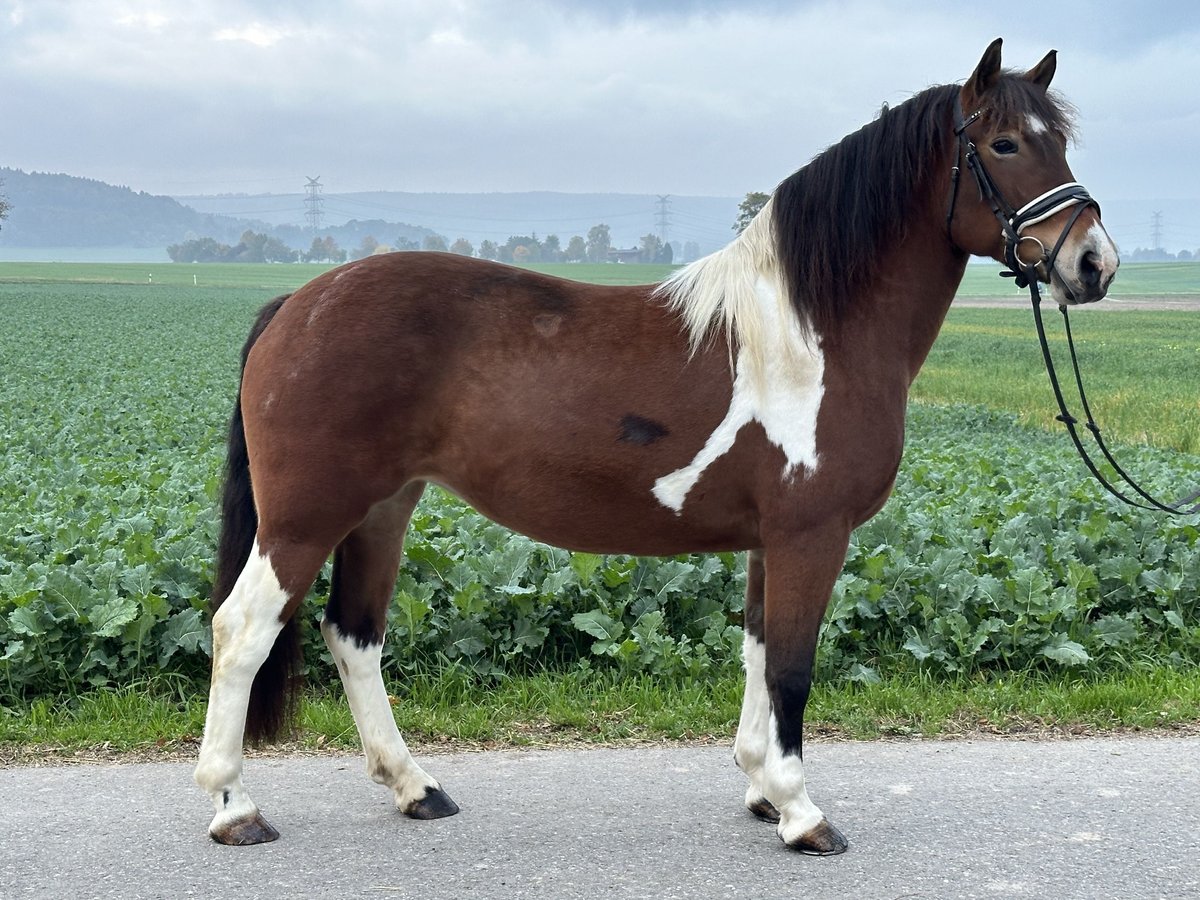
[354,235,380,260]
[305,236,345,263]
[565,235,586,262]
[0,179,10,230]
[450,237,475,257]
[265,236,298,262]
[501,234,541,264]
[734,191,770,234]
[1178,248,1193,262]
[586,224,611,263]
[542,234,562,263]
[167,236,231,262]
[395,236,420,251]
[683,240,701,263]
[423,234,448,252]
[639,233,663,263]
[657,241,674,265]
[478,239,498,261]
[233,229,266,263]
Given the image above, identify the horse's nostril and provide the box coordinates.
[1080,251,1102,287]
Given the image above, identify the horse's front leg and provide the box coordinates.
[759,525,851,855]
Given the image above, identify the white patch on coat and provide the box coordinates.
[321,619,442,811]
[1026,114,1048,135]
[653,275,824,513]
[762,711,825,843]
[194,540,290,834]
[733,635,771,810]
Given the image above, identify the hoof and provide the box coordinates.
[747,797,781,823]
[210,812,280,846]
[403,786,460,820]
[785,818,848,856]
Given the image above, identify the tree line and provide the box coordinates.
[170,223,677,265]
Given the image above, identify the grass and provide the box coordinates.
[913,307,1200,452]
[4,667,1198,763]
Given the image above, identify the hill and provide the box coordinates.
[0,169,741,262]
[0,168,251,251]
[175,190,741,254]
[0,170,437,261]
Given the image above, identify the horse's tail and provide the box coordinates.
[211,294,296,744]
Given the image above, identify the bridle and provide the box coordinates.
[945,101,1097,286]
[945,98,1200,516]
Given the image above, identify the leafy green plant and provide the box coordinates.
[1,284,1197,705]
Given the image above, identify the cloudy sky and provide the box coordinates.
[3,0,1199,248]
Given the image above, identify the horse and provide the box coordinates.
[193,38,1119,853]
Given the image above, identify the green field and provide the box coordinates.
[0,261,1197,753]
[1,258,1197,297]
[915,308,1200,453]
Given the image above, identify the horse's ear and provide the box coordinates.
[1025,50,1057,91]
[966,38,1004,99]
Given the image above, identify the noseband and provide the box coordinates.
[944,101,1098,287]
[943,99,1200,517]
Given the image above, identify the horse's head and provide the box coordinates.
[947,39,1119,305]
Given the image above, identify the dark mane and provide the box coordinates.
[771,77,1075,333]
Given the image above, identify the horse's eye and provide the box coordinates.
[991,138,1018,155]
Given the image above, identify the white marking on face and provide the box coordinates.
[194,541,290,831]
[763,711,825,843]
[733,636,771,809]
[321,619,441,810]
[653,277,824,513]
[1026,114,1048,135]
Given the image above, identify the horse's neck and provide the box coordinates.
[848,213,969,387]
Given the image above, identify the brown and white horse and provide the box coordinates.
[194,39,1118,853]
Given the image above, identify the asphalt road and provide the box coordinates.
[2,736,1197,899]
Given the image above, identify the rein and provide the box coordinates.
[946,101,1200,516]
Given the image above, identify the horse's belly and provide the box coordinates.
[427,465,759,557]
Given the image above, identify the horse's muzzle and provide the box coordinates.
[1050,224,1120,306]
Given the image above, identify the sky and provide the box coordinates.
[3,0,1199,250]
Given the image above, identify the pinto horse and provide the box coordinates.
[194,39,1119,853]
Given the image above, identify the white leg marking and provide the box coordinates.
[194,540,289,835]
[654,276,824,513]
[762,712,825,844]
[321,618,441,811]
[733,635,772,811]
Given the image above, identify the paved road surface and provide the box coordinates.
[2,736,1197,899]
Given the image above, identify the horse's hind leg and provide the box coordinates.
[733,549,780,823]
[321,482,459,820]
[195,539,329,844]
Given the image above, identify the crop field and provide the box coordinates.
[0,261,1198,710]
[1,258,1197,297]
